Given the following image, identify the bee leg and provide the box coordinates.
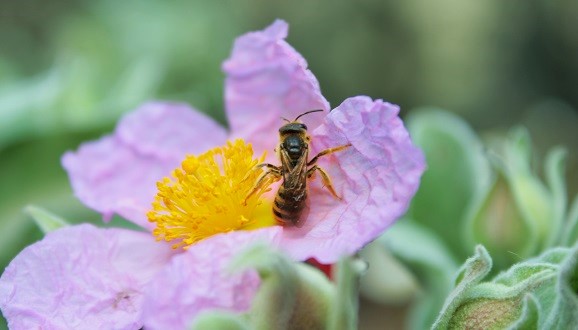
[257,163,280,171]
[241,163,279,183]
[307,165,342,200]
[244,168,281,205]
[307,143,351,166]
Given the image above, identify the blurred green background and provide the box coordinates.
[1,0,577,329]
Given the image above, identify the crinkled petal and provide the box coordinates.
[280,96,426,263]
[223,19,329,155]
[141,227,282,330]
[0,224,175,330]
[62,102,227,229]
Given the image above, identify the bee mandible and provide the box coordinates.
[245,110,351,227]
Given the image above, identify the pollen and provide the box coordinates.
[147,139,276,249]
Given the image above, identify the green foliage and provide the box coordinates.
[363,109,578,329]
[0,1,237,151]
[432,244,578,329]
[432,245,493,329]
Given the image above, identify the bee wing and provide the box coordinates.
[279,146,292,183]
[280,147,308,190]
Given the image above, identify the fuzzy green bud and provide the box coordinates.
[229,245,335,330]
[433,244,578,330]
[465,128,559,269]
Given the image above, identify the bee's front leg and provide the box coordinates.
[243,164,282,205]
[307,143,351,166]
[307,165,342,200]
[241,163,279,183]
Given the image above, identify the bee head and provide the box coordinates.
[279,122,307,135]
[278,109,323,135]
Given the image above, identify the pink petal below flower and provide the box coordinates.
[141,227,282,330]
[62,102,227,229]
[223,19,330,155]
[280,96,426,263]
[0,224,174,330]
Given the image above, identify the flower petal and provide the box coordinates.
[223,19,330,154]
[0,224,175,330]
[62,102,227,229]
[280,96,426,263]
[141,227,282,330]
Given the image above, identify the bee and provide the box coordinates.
[245,110,351,227]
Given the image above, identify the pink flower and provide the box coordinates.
[0,224,280,329]
[62,19,425,263]
[0,20,425,329]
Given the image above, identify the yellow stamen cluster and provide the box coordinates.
[148,139,275,249]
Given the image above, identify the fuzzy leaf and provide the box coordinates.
[433,244,578,329]
[508,295,540,330]
[432,245,492,330]
[540,244,578,328]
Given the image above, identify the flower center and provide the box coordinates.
[147,139,275,249]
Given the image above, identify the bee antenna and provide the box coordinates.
[294,109,324,122]
[281,117,291,123]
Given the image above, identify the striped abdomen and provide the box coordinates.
[273,182,307,227]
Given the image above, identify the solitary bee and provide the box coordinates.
[245,110,351,227]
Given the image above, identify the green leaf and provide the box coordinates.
[508,295,540,330]
[406,108,491,260]
[540,243,578,328]
[432,244,578,329]
[432,245,492,330]
[24,205,70,234]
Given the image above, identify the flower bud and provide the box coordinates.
[465,128,555,269]
[434,244,578,329]
[448,298,522,329]
[230,245,335,330]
